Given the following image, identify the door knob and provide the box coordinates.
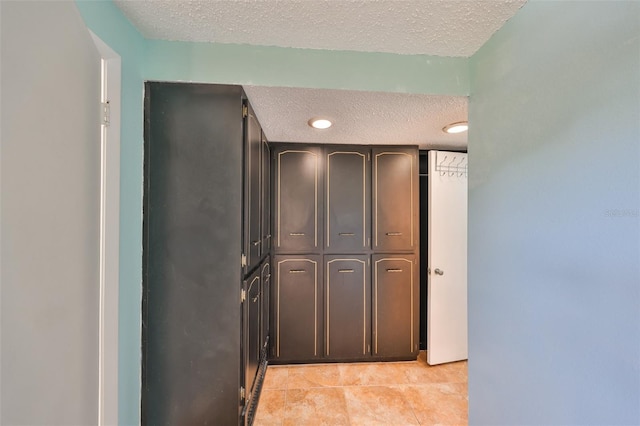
[434,268,444,276]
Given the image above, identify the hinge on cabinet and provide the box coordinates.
[101,101,110,127]
[241,253,247,268]
[240,386,245,401]
[241,289,246,303]
[242,104,248,118]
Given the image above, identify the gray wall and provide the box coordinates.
[1,2,101,424]
[469,1,640,424]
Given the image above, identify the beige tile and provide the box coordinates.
[343,385,419,425]
[263,366,289,390]
[402,360,468,385]
[253,389,285,426]
[283,387,350,426]
[396,383,468,425]
[286,364,341,389]
[337,362,411,386]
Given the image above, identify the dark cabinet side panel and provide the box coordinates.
[372,254,419,358]
[244,102,262,271]
[273,147,323,253]
[324,255,371,359]
[143,83,243,425]
[273,255,323,360]
[373,148,418,252]
[325,147,370,253]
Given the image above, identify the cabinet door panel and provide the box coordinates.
[326,148,370,253]
[274,148,322,252]
[261,136,271,253]
[325,255,370,359]
[260,261,271,355]
[373,149,417,252]
[244,102,262,270]
[245,271,261,397]
[273,255,322,360]
[373,254,418,357]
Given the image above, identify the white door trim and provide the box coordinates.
[90,31,121,426]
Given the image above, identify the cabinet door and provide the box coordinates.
[325,147,370,253]
[244,101,262,271]
[274,147,322,253]
[244,270,261,398]
[261,136,272,253]
[260,260,271,356]
[325,255,370,359]
[273,255,322,360]
[372,254,419,357]
[372,148,418,252]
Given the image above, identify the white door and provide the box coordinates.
[427,151,468,365]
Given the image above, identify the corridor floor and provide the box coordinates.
[253,352,468,425]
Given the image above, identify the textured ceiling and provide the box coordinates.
[116,0,528,149]
[115,0,526,57]
[243,86,468,149]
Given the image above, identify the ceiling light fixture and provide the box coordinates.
[443,121,468,134]
[308,118,332,129]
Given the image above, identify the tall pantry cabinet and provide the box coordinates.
[142,83,271,425]
[271,144,419,363]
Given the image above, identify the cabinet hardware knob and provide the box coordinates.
[338,269,354,273]
[386,232,402,236]
[289,269,306,274]
[434,268,444,275]
[386,268,403,273]
[289,232,305,236]
[338,232,355,236]
[252,240,261,246]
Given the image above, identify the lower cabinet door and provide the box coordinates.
[260,260,271,357]
[372,254,419,358]
[273,255,322,361]
[245,269,261,398]
[324,255,370,359]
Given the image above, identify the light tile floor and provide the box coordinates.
[253,352,467,425]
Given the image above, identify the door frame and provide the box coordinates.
[90,31,121,426]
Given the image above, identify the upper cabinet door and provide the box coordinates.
[261,135,271,253]
[244,101,262,271]
[325,147,370,253]
[372,148,418,252]
[274,146,323,253]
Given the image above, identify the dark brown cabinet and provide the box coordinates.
[244,268,261,403]
[144,83,249,425]
[372,254,419,358]
[272,255,323,361]
[260,260,271,357]
[372,148,418,252]
[273,146,323,253]
[324,255,370,359]
[244,102,262,272]
[143,83,271,425]
[325,147,370,253]
[261,136,271,253]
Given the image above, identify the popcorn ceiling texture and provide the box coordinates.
[114,0,526,57]
[243,86,468,149]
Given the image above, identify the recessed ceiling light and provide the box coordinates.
[443,121,468,134]
[308,118,332,129]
